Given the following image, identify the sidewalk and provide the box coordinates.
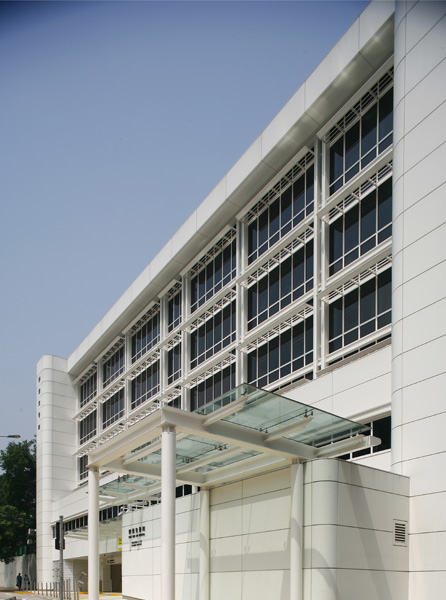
[0,593,122,600]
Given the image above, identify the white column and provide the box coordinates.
[236,219,247,385]
[162,425,176,600]
[199,489,210,600]
[88,466,99,600]
[290,462,303,600]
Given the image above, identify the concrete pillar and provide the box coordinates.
[88,466,99,600]
[199,489,210,600]
[161,425,176,600]
[290,462,303,600]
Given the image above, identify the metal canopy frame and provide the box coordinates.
[88,384,378,503]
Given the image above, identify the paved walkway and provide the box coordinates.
[0,593,122,600]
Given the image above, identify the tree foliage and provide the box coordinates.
[0,440,36,561]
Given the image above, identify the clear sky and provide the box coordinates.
[0,0,369,450]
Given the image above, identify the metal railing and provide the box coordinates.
[30,579,80,600]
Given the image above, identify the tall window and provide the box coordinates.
[329,178,392,276]
[329,269,391,354]
[329,85,393,196]
[102,388,125,429]
[103,347,125,387]
[248,240,313,330]
[248,165,314,264]
[167,344,181,385]
[132,313,159,363]
[79,455,88,481]
[168,290,182,332]
[80,411,97,445]
[190,302,236,370]
[190,239,236,314]
[190,364,236,412]
[80,372,97,407]
[131,362,160,410]
[248,316,313,388]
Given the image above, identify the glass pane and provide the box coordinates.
[361,191,376,242]
[378,269,392,314]
[378,178,392,230]
[345,122,359,171]
[344,205,359,253]
[344,289,359,332]
[360,278,376,323]
[329,217,343,264]
[379,89,393,141]
[329,298,343,339]
[330,137,343,185]
[361,103,377,157]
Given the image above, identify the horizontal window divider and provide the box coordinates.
[262,366,314,394]
[319,242,392,302]
[187,287,237,332]
[326,325,392,364]
[94,335,125,366]
[159,331,182,352]
[184,345,237,389]
[74,400,98,422]
[240,294,314,353]
[317,56,394,140]
[122,301,160,336]
[73,439,98,458]
[236,146,313,223]
[180,224,236,279]
[318,147,393,220]
[237,217,314,286]
[73,364,97,387]
[127,349,161,381]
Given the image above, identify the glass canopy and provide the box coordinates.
[97,384,372,504]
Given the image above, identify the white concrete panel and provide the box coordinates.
[405,58,446,133]
[402,335,446,387]
[403,140,446,211]
[332,346,391,394]
[308,568,337,600]
[210,480,242,506]
[305,19,359,111]
[176,509,199,544]
[260,87,305,162]
[402,372,446,424]
[405,13,446,93]
[242,488,290,535]
[408,570,446,600]
[410,491,446,534]
[353,449,392,472]
[175,540,198,574]
[311,481,338,526]
[336,569,408,600]
[242,467,290,498]
[310,459,339,484]
[403,223,446,281]
[308,525,338,569]
[210,535,242,572]
[333,373,391,421]
[403,182,446,247]
[358,1,394,51]
[241,569,289,600]
[242,529,289,571]
[337,527,408,571]
[402,413,446,461]
[402,259,446,317]
[196,178,228,232]
[406,1,446,53]
[409,531,446,571]
[404,100,446,172]
[225,138,263,199]
[210,572,241,600]
[404,451,446,496]
[210,499,242,539]
[403,298,446,352]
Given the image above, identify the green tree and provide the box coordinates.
[0,440,36,561]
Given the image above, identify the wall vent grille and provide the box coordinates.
[394,521,407,546]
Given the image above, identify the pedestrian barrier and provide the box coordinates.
[30,579,79,600]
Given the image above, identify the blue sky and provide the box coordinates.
[0,0,369,448]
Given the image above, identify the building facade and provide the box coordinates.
[36,2,446,599]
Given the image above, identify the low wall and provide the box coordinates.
[0,553,36,590]
[121,459,410,600]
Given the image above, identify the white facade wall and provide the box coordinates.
[121,461,409,600]
[35,2,446,598]
[392,2,446,598]
[36,355,77,583]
